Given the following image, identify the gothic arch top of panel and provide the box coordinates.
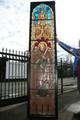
[32,4,54,20]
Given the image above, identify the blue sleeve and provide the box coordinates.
[58,41,77,55]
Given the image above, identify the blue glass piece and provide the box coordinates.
[35,14,38,17]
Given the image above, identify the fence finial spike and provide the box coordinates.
[2,48,4,52]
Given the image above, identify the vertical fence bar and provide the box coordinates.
[21,52,23,96]
[26,52,28,96]
[12,50,14,98]
[24,52,26,95]
[0,49,3,100]
[15,51,17,97]
[0,57,1,100]
[60,58,63,94]
[60,58,64,112]
[2,48,5,99]
[8,49,11,98]
[0,53,1,101]
[18,51,20,97]
[1,48,3,99]
[5,48,7,99]
[9,49,11,98]
[20,51,21,96]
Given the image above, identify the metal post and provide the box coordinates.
[60,58,63,94]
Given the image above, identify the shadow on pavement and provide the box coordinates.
[0,102,27,120]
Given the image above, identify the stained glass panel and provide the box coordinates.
[29,1,57,117]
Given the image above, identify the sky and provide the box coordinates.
[0,0,80,54]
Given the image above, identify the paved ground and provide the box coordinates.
[58,77,77,94]
[0,102,27,120]
[0,90,80,120]
[58,90,80,120]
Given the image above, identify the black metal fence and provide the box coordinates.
[0,48,28,106]
[58,58,77,94]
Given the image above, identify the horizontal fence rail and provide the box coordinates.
[0,48,29,106]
